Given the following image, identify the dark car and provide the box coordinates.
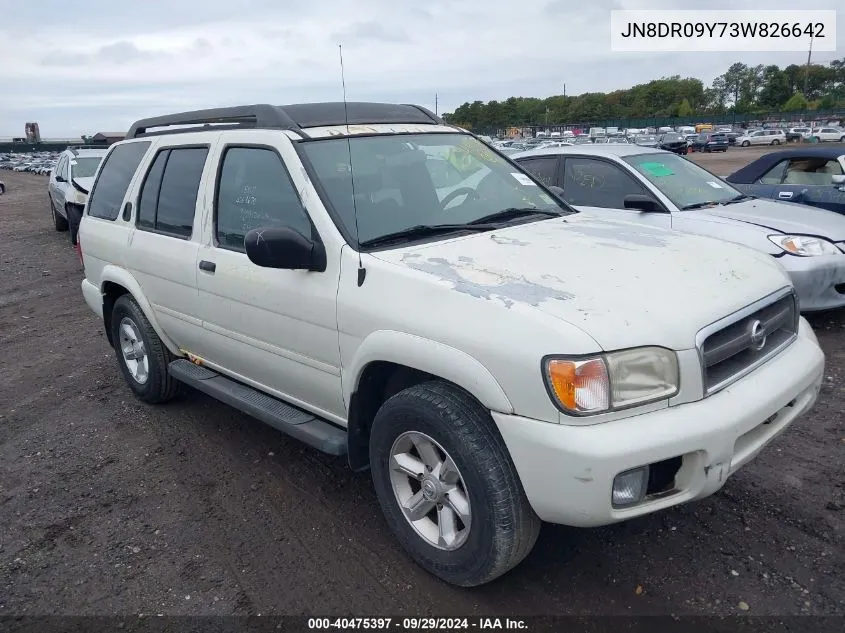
[724,132,742,145]
[690,132,728,153]
[726,147,845,215]
[658,132,688,154]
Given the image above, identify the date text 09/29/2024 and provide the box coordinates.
[307,618,527,630]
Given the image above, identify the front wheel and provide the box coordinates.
[110,295,179,404]
[741,140,750,147]
[369,381,540,587]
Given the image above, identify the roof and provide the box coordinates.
[726,147,845,183]
[511,144,666,160]
[126,102,443,139]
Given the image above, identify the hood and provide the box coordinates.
[703,198,845,241]
[373,215,791,352]
[71,177,94,195]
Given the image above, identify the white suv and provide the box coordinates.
[48,146,107,244]
[77,103,825,587]
[810,127,845,142]
[737,129,787,146]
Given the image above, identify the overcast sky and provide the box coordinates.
[0,0,841,138]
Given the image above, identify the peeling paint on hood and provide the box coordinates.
[374,215,792,351]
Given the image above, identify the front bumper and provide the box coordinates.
[780,253,845,311]
[492,321,824,527]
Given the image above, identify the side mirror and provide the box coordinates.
[547,185,566,199]
[55,175,66,182]
[624,194,665,213]
[244,226,326,272]
[832,174,845,185]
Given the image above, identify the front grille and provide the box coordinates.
[698,289,799,395]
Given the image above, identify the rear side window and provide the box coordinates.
[88,142,151,220]
[517,157,559,187]
[137,147,208,238]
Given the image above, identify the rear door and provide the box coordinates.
[122,141,215,352]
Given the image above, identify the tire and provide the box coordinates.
[771,139,780,145]
[50,197,68,231]
[66,204,83,245]
[110,294,179,404]
[0,183,5,194]
[741,140,750,147]
[369,381,541,587]
[840,136,845,143]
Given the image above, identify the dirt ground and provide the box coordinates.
[1,149,844,617]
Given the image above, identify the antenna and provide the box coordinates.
[339,44,366,287]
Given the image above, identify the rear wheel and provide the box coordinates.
[110,295,179,404]
[50,197,68,231]
[369,381,540,587]
[771,139,780,145]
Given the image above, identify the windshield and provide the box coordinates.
[623,153,743,209]
[69,156,102,178]
[662,133,682,141]
[299,133,569,246]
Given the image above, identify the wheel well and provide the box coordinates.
[347,362,436,471]
[102,281,130,347]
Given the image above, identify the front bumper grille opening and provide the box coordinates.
[646,456,683,496]
[699,291,798,395]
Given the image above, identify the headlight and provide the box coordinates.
[768,234,840,256]
[544,347,679,416]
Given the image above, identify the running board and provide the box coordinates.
[168,359,347,456]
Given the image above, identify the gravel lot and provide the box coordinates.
[1,146,844,617]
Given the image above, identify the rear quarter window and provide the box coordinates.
[87,142,151,220]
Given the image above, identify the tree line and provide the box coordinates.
[442,58,845,130]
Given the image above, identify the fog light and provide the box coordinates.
[612,466,650,508]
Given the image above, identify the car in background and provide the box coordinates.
[47,146,107,245]
[633,134,659,148]
[726,148,845,215]
[809,127,845,143]
[657,132,688,155]
[724,132,742,145]
[512,144,845,311]
[0,179,5,194]
[690,132,728,153]
[737,129,786,147]
[786,127,812,142]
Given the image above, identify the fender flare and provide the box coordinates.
[344,330,513,414]
[99,266,182,356]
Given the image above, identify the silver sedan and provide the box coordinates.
[512,144,845,311]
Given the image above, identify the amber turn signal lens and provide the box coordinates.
[546,358,610,413]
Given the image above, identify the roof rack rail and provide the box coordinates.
[126,102,445,139]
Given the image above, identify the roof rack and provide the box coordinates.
[126,102,444,139]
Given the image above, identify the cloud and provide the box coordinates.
[332,21,411,44]
[0,0,841,137]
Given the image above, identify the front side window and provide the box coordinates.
[215,146,312,252]
[561,158,646,208]
[298,133,567,246]
[87,142,151,220]
[624,153,743,209]
[759,160,788,184]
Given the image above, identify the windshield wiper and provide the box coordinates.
[721,193,756,205]
[468,207,563,225]
[681,201,720,210]
[358,223,497,248]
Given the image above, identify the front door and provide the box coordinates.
[193,134,345,420]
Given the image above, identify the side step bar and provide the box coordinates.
[168,359,347,456]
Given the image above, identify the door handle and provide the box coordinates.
[199,260,216,273]
[778,191,793,200]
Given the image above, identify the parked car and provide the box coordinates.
[786,127,812,142]
[724,132,742,145]
[512,144,845,311]
[737,129,786,147]
[48,146,107,245]
[633,134,659,148]
[78,102,824,587]
[809,127,845,143]
[725,148,845,215]
[690,132,728,153]
[657,132,688,155]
